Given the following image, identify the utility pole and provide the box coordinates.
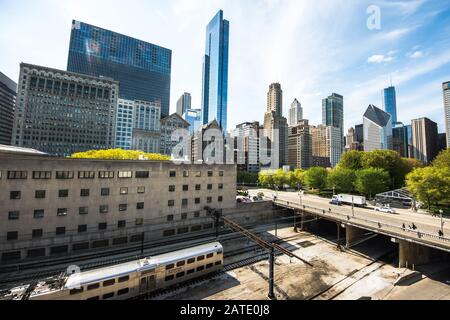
[140,231,145,257]
[440,210,444,236]
[268,246,275,300]
[352,196,355,217]
[215,209,221,240]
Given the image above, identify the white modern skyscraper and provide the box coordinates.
[363,104,393,151]
[443,81,450,148]
[288,98,303,126]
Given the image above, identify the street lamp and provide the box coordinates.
[440,210,445,235]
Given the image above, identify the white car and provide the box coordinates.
[375,206,396,214]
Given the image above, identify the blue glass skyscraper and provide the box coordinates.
[67,20,172,117]
[201,10,229,132]
[383,86,397,125]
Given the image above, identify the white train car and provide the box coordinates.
[10,242,223,300]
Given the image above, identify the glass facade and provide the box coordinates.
[0,72,16,145]
[67,20,172,117]
[201,10,229,132]
[115,99,134,150]
[322,93,344,150]
[183,109,202,134]
[383,86,397,125]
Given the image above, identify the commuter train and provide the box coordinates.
[1,242,223,300]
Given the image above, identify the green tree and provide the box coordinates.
[272,169,287,188]
[237,171,259,185]
[362,150,408,189]
[406,167,450,209]
[337,151,364,170]
[304,167,328,190]
[286,169,305,189]
[258,170,275,187]
[354,168,390,199]
[69,149,171,161]
[327,168,356,193]
[433,148,450,169]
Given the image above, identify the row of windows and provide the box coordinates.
[8,187,147,200]
[168,196,223,207]
[165,252,219,270]
[4,169,225,180]
[70,275,130,295]
[169,184,224,192]
[164,261,222,282]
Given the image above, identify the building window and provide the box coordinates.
[78,171,95,179]
[79,207,88,215]
[78,225,87,233]
[195,198,201,204]
[7,231,18,241]
[196,171,201,177]
[207,197,212,203]
[208,171,213,177]
[137,186,145,194]
[35,190,46,199]
[169,185,175,192]
[56,171,74,179]
[195,184,201,191]
[168,200,175,207]
[59,189,69,198]
[183,185,189,191]
[101,188,110,196]
[183,171,189,177]
[119,204,127,212]
[194,211,200,218]
[135,171,149,178]
[117,288,130,296]
[167,215,174,222]
[118,220,126,228]
[218,196,223,202]
[99,171,114,179]
[8,171,27,179]
[80,189,90,197]
[182,199,188,207]
[219,171,224,177]
[34,209,45,219]
[169,170,176,177]
[8,211,19,220]
[33,171,51,179]
[98,223,107,230]
[219,184,224,190]
[10,191,21,200]
[163,229,175,237]
[135,218,143,226]
[120,187,128,195]
[99,205,109,214]
[181,213,188,220]
[118,171,132,179]
[207,184,213,190]
[137,202,144,210]
[32,229,43,238]
[57,208,68,217]
[56,227,66,235]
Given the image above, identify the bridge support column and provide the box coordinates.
[398,240,433,269]
[346,225,366,249]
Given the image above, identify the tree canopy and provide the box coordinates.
[69,149,171,161]
[304,167,328,190]
[354,168,390,199]
[327,168,356,193]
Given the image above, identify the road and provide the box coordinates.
[249,189,450,251]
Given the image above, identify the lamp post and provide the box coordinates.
[440,210,444,235]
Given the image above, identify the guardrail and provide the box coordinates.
[265,197,450,249]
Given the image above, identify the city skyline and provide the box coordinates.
[0,0,449,133]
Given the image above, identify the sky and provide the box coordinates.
[1,0,449,133]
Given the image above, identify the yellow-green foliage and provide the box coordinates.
[68,149,171,161]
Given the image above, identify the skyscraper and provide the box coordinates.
[443,81,450,147]
[176,92,192,116]
[183,109,202,135]
[67,20,172,117]
[288,120,312,170]
[392,123,408,157]
[383,86,398,125]
[0,71,16,145]
[322,93,344,150]
[12,63,118,156]
[201,10,229,131]
[363,104,393,152]
[312,125,342,168]
[411,117,439,164]
[264,83,288,167]
[288,98,303,126]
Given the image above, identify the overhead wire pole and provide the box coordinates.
[211,210,313,300]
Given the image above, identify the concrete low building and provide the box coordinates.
[0,155,236,263]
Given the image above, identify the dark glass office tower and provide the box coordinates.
[201,10,229,131]
[383,86,397,125]
[67,20,172,117]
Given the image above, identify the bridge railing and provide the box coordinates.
[266,197,450,246]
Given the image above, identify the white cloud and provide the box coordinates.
[406,50,425,59]
[368,50,396,64]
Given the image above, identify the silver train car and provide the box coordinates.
[4,242,223,300]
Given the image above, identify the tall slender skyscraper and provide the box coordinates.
[322,93,344,150]
[267,83,283,116]
[176,92,191,116]
[383,86,397,125]
[443,81,450,147]
[288,98,303,126]
[0,71,16,145]
[201,10,229,131]
[411,117,439,164]
[67,20,172,117]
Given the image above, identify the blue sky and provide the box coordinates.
[1,0,449,132]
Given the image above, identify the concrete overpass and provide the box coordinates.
[249,189,450,269]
